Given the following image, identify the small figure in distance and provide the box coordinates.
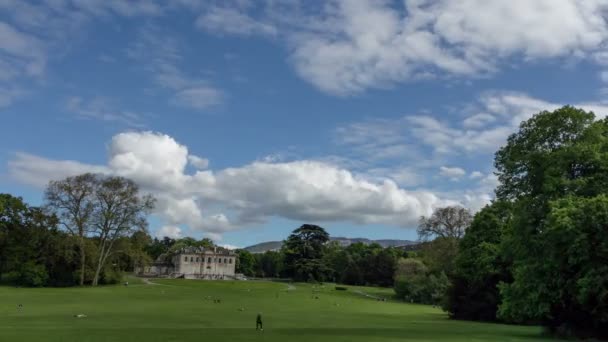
[256,312,263,331]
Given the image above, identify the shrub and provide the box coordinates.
[335,286,348,291]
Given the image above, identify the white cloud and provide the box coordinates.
[240,0,608,95]
[196,6,277,37]
[405,91,608,155]
[8,131,464,238]
[219,244,240,250]
[470,171,484,179]
[188,155,209,169]
[157,225,182,239]
[66,97,145,127]
[8,152,109,188]
[439,166,466,180]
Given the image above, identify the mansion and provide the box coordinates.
[136,246,237,280]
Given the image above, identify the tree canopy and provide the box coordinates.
[493,106,608,338]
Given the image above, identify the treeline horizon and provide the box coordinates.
[1,106,607,339]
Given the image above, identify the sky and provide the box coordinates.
[2,0,608,249]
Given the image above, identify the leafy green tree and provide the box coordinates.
[235,249,256,276]
[0,194,77,287]
[282,224,330,281]
[254,251,284,278]
[445,201,513,321]
[394,258,429,303]
[495,106,608,338]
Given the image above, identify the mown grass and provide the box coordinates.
[0,279,555,341]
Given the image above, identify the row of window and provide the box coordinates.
[183,256,233,264]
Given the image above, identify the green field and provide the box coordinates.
[0,278,554,342]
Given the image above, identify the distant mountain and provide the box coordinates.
[243,237,416,253]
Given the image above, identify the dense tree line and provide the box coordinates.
[445,106,608,339]
[0,173,155,287]
[235,224,408,286]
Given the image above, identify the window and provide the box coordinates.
[196,257,199,262]
[229,258,232,264]
[184,256,187,262]
[190,257,193,262]
[224,258,227,264]
[208,257,211,263]
[219,258,222,263]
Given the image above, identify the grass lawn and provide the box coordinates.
[0,278,554,342]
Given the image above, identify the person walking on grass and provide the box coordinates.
[256,312,263,331]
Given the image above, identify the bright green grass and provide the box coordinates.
[0,278,555,342]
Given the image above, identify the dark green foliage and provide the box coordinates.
[254,251,284,278]
[0,194,77,287]
[282,224,330,281]
[394,258,449,305]
[235,249,256,276]
[445,201,513,321]
[493,106,608,339]
[335,286,347,291]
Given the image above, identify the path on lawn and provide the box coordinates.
[353,290,384,300]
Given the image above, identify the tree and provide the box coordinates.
[45,173,97,286]
[0,194,77,287]
[282,224,330,281]
[394,258,428,303]
[254,251,284,278]
[445,201,513,321]
[417,206,472,241]
[90,176,155,286]
[416,206,471,277]
[494,106,608,338]
[235,249,256,276]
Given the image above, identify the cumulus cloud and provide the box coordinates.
[8,131,464,238]
[8,152,110,188]
[439,166,466,181]
[188,155,209,169]
[157,225,182,239]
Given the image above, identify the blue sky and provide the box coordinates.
[2,0,608,248]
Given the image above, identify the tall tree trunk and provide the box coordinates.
[92,240,109,286]
[79,238,86,286]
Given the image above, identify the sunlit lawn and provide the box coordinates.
[0,278,554,341]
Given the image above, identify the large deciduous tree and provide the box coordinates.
[417,206,472,277]
[494,106,608,338]
[417,206,472,241]
[45,174,154,286]
[45,173,97,286]
[91,176,154,286]
[445,201,513,321]
[282,224,330,281]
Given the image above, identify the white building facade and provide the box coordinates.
[137,246,237,280]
